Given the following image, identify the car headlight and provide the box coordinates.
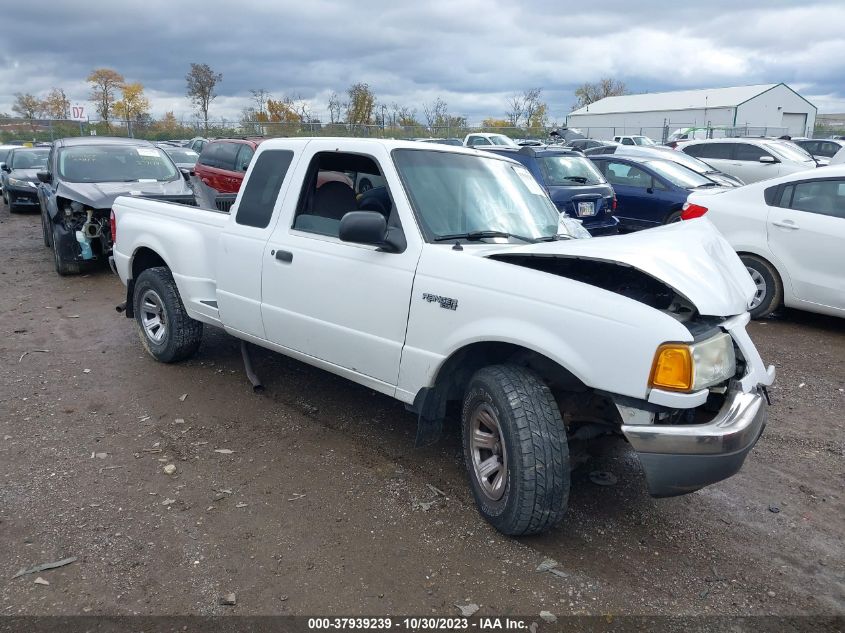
[8,178,36,188]
[649,333,736,392]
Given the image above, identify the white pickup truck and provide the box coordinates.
[111,138,775,536]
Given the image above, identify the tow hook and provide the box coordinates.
[761,385,772,406]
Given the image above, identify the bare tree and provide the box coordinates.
[522,88,544,128]
[186,63,223,134]
[573,78,627,110]
[87,68,125,129]
[422,97,448,130]
[249,89,271,117]
[391,103,418,127]
[327,92,342,124]
[505,94,524,127]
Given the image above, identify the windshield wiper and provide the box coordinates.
[694,182,719,188]
[433,231,536,243]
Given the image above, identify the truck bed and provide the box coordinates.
[112,195,232,325]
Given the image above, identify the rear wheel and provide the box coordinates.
[462,364,569,536]
[664,209,683,224]
[741,254,783,319]
[133,266,203,363]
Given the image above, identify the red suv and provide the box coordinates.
[193,138,264,193]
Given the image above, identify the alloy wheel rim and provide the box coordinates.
[470,403,508,501]
[140,289,167,343]
[747,267,766,310]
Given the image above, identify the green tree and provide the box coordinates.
[345,82,376,127]
[87,68,125,129]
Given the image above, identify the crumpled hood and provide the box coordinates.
[56,179,191,208]
[483,218,755,317]
[9,168,40,182]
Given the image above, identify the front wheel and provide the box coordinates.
[52,223,79,276]
[133,266,203,363]
[462,365,570,536]
[741,254,783,319]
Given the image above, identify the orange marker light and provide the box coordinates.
[649,344,693,391]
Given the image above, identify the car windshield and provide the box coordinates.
[645,147,714,174]
[770,142,815,163]
[10,149,49,169]
[633,136,656,146]
[58,145,179,182]
[538,155,606,186]
[393,149,578,242]
[646,160,714,188]
[489,134,518,147]
[163,148,199,164]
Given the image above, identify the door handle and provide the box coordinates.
[274,249,293,263]
[772,220,799,230]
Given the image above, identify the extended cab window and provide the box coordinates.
[779,180,845,219]
[236,150,293,228]
[292,152,394,238]
[685,143,732,160]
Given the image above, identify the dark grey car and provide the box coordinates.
[36,137,194,275]
[1,147,50,213]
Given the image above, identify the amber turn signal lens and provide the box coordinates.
[649,344,693,391]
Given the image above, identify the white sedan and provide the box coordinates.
[682,165,845,319]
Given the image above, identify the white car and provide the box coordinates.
[463,133,518,147]
[792,138,845,163]
[677,138,816,184]
[614,135,657,146]
[110,138,774,535]
[683,166,845,319]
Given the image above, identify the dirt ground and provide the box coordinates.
[0,203,842,619]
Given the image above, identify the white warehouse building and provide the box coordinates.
[566,83,817,141]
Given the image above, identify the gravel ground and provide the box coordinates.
[0,204,842,619]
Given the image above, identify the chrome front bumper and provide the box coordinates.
[622,388,767,497]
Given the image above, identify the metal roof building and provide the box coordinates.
[566,83,817,140]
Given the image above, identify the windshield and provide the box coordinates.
[770,142,815,163]
[638,147,714,174]
[393,149,575,241]
[489,134,518,147]
[647,160,714,188]
[538,155,606,186]
[57,145,179,182]
[10,149,49,170]
[633,136,656,146]
[163,148,199,164]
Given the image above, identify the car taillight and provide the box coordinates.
[681,202,708,220]
[612,196,617,211]
[110,209,116,243]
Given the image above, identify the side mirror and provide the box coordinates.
[759,155,777,164]
[36,171,51,183]
[339,211,390,249]
[179,168,193,180]
[0,163,9,173]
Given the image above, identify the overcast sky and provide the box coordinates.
[1,0,844,124]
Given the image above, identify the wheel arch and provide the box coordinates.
[735,248,792,304]
[410,340,589,446]
[124,247,171,318]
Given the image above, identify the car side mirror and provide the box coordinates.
[179,168,193,180]
[0,163,9,173]
[759,155,777,164]
[36,171,51,183]
[339,211,390,248]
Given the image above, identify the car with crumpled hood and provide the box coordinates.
[110,138,775,536]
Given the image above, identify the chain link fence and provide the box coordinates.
[1,117,835,145]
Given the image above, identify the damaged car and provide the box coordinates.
[36,137,195,275]
[111,139,775,536]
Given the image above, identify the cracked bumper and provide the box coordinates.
[622,388,767,497]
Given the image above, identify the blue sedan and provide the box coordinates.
[589,154,723,231]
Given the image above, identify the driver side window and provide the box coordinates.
[292,152,393,238]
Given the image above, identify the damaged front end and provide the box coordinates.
[52,198,112,264]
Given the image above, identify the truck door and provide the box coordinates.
[260,142,421,390]
[215,145,303,338]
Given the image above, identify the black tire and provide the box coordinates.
[461,364,569,536]
[664,209,682,224]
[741,254,783,319]
[133,266,202,363]
[41,210,51,247]
[51,223,79,276]
[8,199,20,214]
